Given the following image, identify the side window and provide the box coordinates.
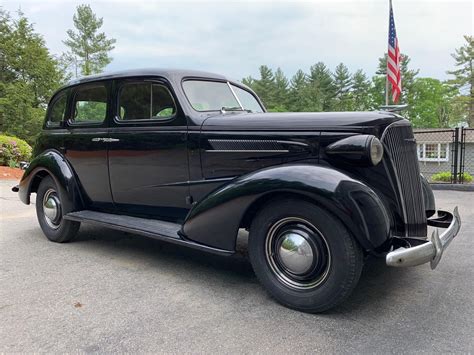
[118,82,176,121]
[48,93,67,125]
[72,84,108,123]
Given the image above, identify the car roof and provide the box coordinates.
[64,68,230,88]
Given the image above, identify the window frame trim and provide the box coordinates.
[67,82,110,127]
[45,90,69,129]
[181,78,265,113]
[417,142,450,162]
[230,83,265,113]
[114,79,178,124]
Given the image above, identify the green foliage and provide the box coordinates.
[63,4,116,76]
[308,62,336,111]
[0,10,66,145]
[75,101,107,122]
[431,171,473,183]
[273,68,290,110]
[333,63,352,111]
[288,70,311,112]
[447,35,473,127]
[243,45,469,129]
[372,54,419,107]
[0,134,32,167]
[351,69,373,111]
[409,78,464,128]
[252,65,276,108]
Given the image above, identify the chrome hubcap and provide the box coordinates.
[43,189,61,229]
[265,217,331,290]
[278,233,314,274]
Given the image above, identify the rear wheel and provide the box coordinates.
[36,176,80,243]
[248,198,363,313]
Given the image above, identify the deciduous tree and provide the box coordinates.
[0,10,65,144]
[410,78,462,128]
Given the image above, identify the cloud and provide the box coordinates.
[2,0,472,80]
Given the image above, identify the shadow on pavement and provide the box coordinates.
[72,224,413,315]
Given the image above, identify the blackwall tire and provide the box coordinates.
[248,198,363,313]
[35,176,80,243]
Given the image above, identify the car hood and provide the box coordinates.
[201,111,403,132]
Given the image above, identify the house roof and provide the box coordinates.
[413,128,474,144]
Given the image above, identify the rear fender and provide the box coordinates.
[18,150,84,213]
[182,164,391,252]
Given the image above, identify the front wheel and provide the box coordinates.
[248,198,363,313]
[36,176,80,243]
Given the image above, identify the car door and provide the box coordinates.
[63,81,113,210]
[108,78,190,222]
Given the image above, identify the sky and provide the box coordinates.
[1,0,473,81]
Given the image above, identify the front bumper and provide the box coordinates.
[386,207,461,269]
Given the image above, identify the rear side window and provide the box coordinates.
[48,93,67,125]
[72,84,108,123]
[118,82,176,121]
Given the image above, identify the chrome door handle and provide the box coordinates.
[91,138,120,142]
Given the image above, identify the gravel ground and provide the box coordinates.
[0,180,473,353]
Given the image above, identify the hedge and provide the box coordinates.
[431,171,473,183]
[0,134,32,168]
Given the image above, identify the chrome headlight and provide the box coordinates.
[369,137,384,165]
[326,135,384,166]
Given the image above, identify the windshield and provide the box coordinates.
[182,80,264,113]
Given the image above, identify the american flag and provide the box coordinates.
[387,0,402,103]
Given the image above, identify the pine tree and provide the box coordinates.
[308,62,336,111]
[253,65,276,109]
[241,76,255,88]
[447,35,474,127]
[273,68,289,111]
[63,4,116,76]
[333,63,352,111]
[351,69,372,111]
[374,53,419,107]
[288,69,310,112]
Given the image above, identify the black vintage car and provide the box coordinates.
[15,69,461,313]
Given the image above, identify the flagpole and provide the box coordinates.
[385,0,391,106]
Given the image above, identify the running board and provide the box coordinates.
[64,210,233,256]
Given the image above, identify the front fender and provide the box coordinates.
[18,149,84,213]
[182,164,391,252]
[421,174,435,217]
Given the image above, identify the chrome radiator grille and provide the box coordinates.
[382,121,427,237]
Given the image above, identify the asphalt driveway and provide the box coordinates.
[0,180,473,353]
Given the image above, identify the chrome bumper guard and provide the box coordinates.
[386,207,461,269]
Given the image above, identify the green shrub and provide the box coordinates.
[0,134,32,168]
[431,171,473,183]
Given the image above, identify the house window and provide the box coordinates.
[417,143,449,162]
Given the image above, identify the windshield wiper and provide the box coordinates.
[220,106,252,113]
